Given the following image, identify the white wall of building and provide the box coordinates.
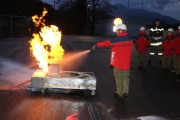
[95,19,152,40]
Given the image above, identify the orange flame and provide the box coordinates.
[32,8,47,27]
[29,8,64,73]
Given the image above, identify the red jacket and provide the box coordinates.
[136,33,149,52]
[162,35,174,56]
[173,33,180,55]
[96,32,133,70]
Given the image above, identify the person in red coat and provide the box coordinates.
[92,23,133,99]
[172,26,180,74]
[136,27,149,67]
[162,28,174,70]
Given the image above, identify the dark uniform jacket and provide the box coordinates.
[149,23,164,45]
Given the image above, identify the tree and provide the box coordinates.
[0,0,58,38]
[0,0,41,16]
[56,0,115,34]
[57,0,87,34]
[89,0,114,34]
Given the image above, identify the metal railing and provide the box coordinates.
[0,15,32,38]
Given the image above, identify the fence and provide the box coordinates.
[0,15,33,38]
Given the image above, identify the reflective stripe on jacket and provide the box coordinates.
[149,25,164,44]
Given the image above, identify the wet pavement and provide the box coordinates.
[0,36,180,120]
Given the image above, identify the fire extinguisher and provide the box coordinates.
[110,48,115,66]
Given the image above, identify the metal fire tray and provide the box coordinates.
[31,69,96,95]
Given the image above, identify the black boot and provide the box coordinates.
[141,62,144,67]
[148,59,151,66]
[159,61,162,65]
[122,93,128,99]
[113,92,120,98]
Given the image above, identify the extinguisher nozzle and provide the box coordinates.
[91,45,96,50]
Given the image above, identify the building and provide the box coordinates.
[94,18,152,40]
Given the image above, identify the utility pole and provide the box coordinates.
[141,2,144,25]
[86,5,90,34]
[127,0,129,25]
[52,0,59,23]
[53,0,58,9]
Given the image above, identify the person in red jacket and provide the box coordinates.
[136,27,149,67]
[162,28,174,70]
[92,23,133,99]
[172,26,180,74]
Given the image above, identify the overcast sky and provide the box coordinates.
[112,0,180,21]
[42,0,180,21]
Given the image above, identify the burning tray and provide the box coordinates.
[31,69,96,95]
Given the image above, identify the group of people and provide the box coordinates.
[136,19,180,75]
[92,19,180,100]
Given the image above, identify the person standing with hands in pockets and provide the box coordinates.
[172,26,180,74]
[161,28,174,70]
[92,23,133,100]
[135,27,149,68]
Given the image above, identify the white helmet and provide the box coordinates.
[140,27,145,31]
[168,28,174,32]
[116,23,127,31]
[178,26,180,29]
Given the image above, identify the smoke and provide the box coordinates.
[137,115,168,120]
[0,50,90,86]
[0,57,35,85]
[60,50,90,71]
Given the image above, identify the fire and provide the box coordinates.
[29,8,64,73]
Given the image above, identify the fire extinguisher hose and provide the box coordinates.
[0,80,30,91]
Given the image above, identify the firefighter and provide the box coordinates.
[136,26,149,67]
[92,23,133,99]
[161,28,174,70]
[172,26,180,74]
[148,19,164,66]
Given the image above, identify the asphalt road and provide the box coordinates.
[0,35,180,120]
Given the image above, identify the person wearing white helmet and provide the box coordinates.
[92,23,133,100]
[161,28,174,70]
[172,26,180,74]
[116,23,127,31]
[135,26,149,67]
[140,26,145,31]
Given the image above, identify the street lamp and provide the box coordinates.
[114,18,122,26]
[113,18,122,32]
[86,5,90,34]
